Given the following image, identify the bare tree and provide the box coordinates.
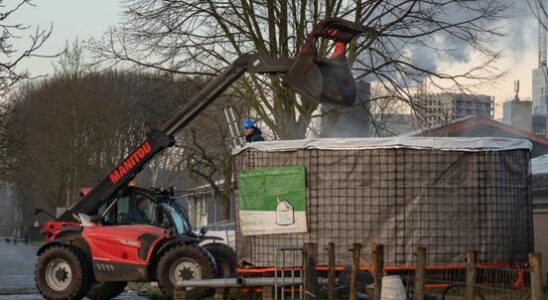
[368,84,421,137]
[7,46,203,223]
[0,0,53,96]
[0,100,18,178]
[0,0,53,179]
[91,0,507,139]
[179,95,243,220]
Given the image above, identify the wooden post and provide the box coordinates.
[174,286,186,300]
[214,287,229,300]
[350,243,362,300]
[464,250,477,300]
[372,244,384,300]
[262,286,274,300]
[530,252,543,300]
[327,242,336,300]
[247,288,255,300]
[303,242,319,300]
[414,247,426,300]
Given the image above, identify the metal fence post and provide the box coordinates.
[530,252,543,300]
[303,242,319,300]
[465,250,477,300]
[373,244,384,300]
[415,247,426,300]
[350,243,362,300]
[327,242,336,300]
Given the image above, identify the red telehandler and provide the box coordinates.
[34,18,374,300]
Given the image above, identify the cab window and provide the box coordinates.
[97,191,169,227]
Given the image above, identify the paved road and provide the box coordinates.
[0,238,37,295]
[0,237,150,299]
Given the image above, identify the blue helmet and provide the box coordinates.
[242,118,255,129]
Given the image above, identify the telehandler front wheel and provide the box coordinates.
[35,245,92,300]
[203,243,236,278]
[156,244,216,299]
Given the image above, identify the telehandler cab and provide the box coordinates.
[34,18,374,300]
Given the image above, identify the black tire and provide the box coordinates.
[156,244,217,299]
[35,245,92,300]
[87,281,127,299]
[203,243,236,278]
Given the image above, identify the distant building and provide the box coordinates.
[177,180,233,228]
[530,12,548,275]
[502,99,532,132]
[533,114,547,137]
[422,93,493,128]
[532,67,548,115]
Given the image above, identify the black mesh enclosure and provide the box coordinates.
[233,139,533,267]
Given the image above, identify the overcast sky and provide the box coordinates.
[11,0,122,75]
[10,1,541,119]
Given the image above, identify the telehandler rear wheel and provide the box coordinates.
[35,245,92,300]
[156,244,216,299]
[203,243,236,278]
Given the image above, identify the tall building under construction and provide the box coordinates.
[423,93,494,128]
[533,7,548,135]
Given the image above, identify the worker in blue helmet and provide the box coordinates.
[242,118,264,142]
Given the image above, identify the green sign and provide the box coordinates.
[238,166,307,236]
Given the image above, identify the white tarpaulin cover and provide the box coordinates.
[233,137,532,154]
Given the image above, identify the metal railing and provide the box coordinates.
[275,246,304,299]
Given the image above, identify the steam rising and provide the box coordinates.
[402,1,534,78]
